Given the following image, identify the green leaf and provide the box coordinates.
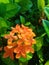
[27,53,33,61]
[2,57,15,65]
[19,53,33,62]
[9,0,15,3]
[37,50,44,64]
[48,0,49,4]
[0,17,8,28]
[45,61,49,65]
[42,19,49,37]
[37,0,45,11]
[44,6,49,19]
[0,17,11,37]
[35,37,43,51]
[20,16,25,24]
[15,0,21,3]
[25,22,31,26]
[4,3,20,19]
[15,19,20,24]
[19,0,33,12]
[0,3,6,17]
[0,0,9,3]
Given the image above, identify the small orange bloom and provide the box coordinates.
[3,42,17,60]
[4,24,36,59]
[3,46,14,60]
[14,44,34,59]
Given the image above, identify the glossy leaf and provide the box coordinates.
[42,19,49,37]
[44,6,49,19]
[4,3,20,19]
[20,16,25,24]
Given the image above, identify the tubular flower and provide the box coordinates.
[14,44,34,59]
[3,46,14,60]
[3,24,36,59]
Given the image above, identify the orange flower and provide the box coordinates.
[14,44,34,59]
[24,39,36,45]
[3,46,14,60]
[3,42,17,60]
[4,24,36,59]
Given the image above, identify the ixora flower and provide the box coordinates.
[3,24,36,60]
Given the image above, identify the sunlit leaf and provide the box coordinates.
[35,37,43,51]
[0,0,9,3]
[25,22,31,26]
[0,17,8,28]
[45,61,49,65]
[37,0,45,11]
[19,53,33,62]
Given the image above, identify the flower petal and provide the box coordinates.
[16,53,21,59]
[3,53,9,58]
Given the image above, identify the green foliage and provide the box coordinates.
[35,37,43,51]
[20,16,25,24]
[0,17,11,37]
[15,0,21,3]
[44,6,49,19]
[0,17,8,28]
[0,3,6,17]
[48,0,49,4]
[0,3,20,19]
[0,0,49,65]
[2,57,15,65]
[4,3,20,19]
[0,0,9,4]
[37,50,44,65]
[19,0,33,12]
[25,22,31,26]
[45,61,49,65]
[37,0,45,11]
[19,53,33,62]
[15,19,20,24]
[42,19,49,37]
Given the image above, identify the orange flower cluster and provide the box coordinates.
[3,24,36,59]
